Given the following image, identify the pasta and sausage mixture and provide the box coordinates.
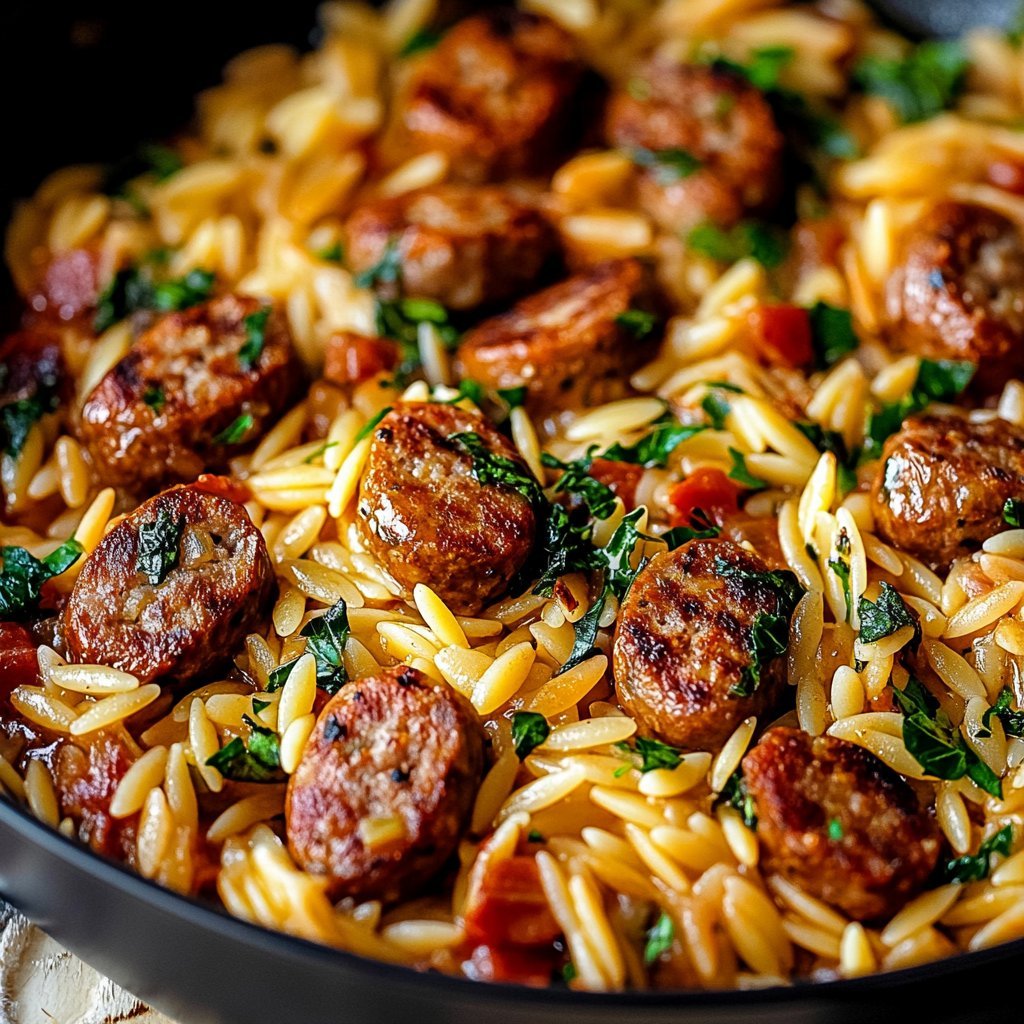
[5,0,1024,992]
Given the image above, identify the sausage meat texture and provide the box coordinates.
[454,259,658,418]
[394,10,581,183]
[605,62,784,234]
[344,184,558,311]
[887,201,1024,396]
[77,294,305,492]
[871,413,1024,569]
[64,483,275,686]
[613,538,797,751]
[356,401,537,616]
[286,666,486,902]
[743,728,943,921]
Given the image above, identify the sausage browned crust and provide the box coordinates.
[612,538,794,751]
[286,666,486,902]
[77,294,305,492]
[887,201,1024,396]
[871,413,1024,569]
[64,484,274,686]
[344,185,558,310]
[453,259,658,418]
[356,401,537,615]
[742,727,943,921]
[605,62,784,234]
[396,10,581,182]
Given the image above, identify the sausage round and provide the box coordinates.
[887,201,1024,396]
[394,10,581,182]
[871,413,1024,569]
[286,666,486,902]
[612,538,795,751]
[77,294,305,492]
[344,185,558,310]
[356,401,537,615]
[742,727,943,921]
[64,483,275,686]
[605,62,784,234]
[453,259,658,420]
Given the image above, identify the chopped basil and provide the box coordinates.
[983,687,1024,739]
[315,241,344,263]
[266,658,298,693]
[628,146,702,183]
[301,600,349,695]
[727,447,767,491]
[399,27,442,57]
[206,717,281,783]
[858,582,920,646]
[701,391,732,431]
[711,45,795,92]
[718,769,757,829]
[374,298,459,385]
[733,611,791,697]
[561,595,604,674]
[143,386,166,414]
[511,710,550,759]
[238,307,271,370]
[0,540,83,617]
[354,238,403,290]
[808,302,858,368]
[687,221,788,269]
[853,41,968,125]
[661,511,721,550]
[794,422,859,494]
[136,508,185,586]
[498,386,528,409]
[894,679,1003,797]
[542,449,617,521]
[616,736,683,774]
[448,379,485,405]
[531,502,605,599]
[643,912,676,965]
[828,554,853,624]
[251,698,271,715]
[94,266,215,333]
[451,432,544,506]
[615,309,659,340]
[213,413,254,445]
[943,825,1014,883]
[602,421,705,469]
[0,392,59,458]
[1004,498,1024,528]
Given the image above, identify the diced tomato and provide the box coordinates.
[987,160,1024,196]
[463,944,559,988]
[194,474,252,504]
[0,623,39,704]
[323,331,398,387]
[668,468,741,529]
[589,458,644,511]
[34,248,100,322]
[464,856,562,947]
[748,304,813,368]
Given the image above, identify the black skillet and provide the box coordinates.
[0,2,1021,1021]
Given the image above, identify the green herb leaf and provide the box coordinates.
[527,829,546,844]
[498,386,528,409]
[315,241,344,263]
[701,391,732,431]
[0,393,59,458]
[602,421,705,469]
[400,27,442,57]
[93,265,215,333]
[301,600,350,695]
[687,221,788,269]
[374,298,459,385]
[853,41,969,125]
[632,736,683,773]
[718,769,758,829]
[213,413,254,446]
[266,658,298,693]
[794,422,860,494]
[511,711,550,760]
[1005,498,1024,528]
[858,582,920,646]
[103,143,183,199]
[661,513,721,550]
[828,557,853,624]
[0,540,83,617]
[143,386,166,414]
[943,825,1014,883]
[136,509,185,586]
[727,447,767,491]
[205,718,282,783]
[354,238,403,290]
[643,912,676,965]
[808,302,858,368]
[985,687,1024,738]
[238,307,271,370]
[450,432,543,506]
[615,308,659,340]
[629,146,702,183]
[713,45,795,91]
[561,590,606,673]
[827,818,844,842]
[252,698,271,715]
[448,379,485,406]
[542,448,618,521]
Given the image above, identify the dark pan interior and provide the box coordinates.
[1,2,1024,1021]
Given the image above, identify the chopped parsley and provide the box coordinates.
[511,711,550,760]
[136,509,185,586]
[943,825,1014,883]
[628,146,702,183]
[858,582,920,646]
[894,679,1003,797]
[238,307,271,370]
[1004,498,1024,528]
[687,221,788,269]
[602,420,706,469]
[0,540,83,617]
[206,716,281,783]
[615,308,659,340]
[93,266,215,333]
[301,600,350,695]
[213,413,254,446]
[726,447,767,491]
[143,386,166,414]
[853,41,969,125]
[808,302,859,368]
[718,769,757,829]
[643,912,675,965]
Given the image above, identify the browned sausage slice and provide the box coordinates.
[743,727,943,921]
[887,201,1024,396]
[77,294,305,492]
[394,10,581,182]
[605,62,784,234]
[344,185,558,310]
[871,413,1024,569]
[613,538,798,751]
[286,666,486,902]
[356,401,537,615]
[64,484,275,686]
[453,259,658,418]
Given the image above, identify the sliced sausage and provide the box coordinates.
[344,185,558,310]
[64,484,274,686]
[605,62,784,234]
[871,413,1024,569]
[887,201,1024,396]
[454,259,658,419]
[742,727,943,921]
[395,10,581,182]
[356,401,537,615]
[77,294,305,492]
[613,538,796,751]
[286,666,486,902]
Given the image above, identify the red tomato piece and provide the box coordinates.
[464,856,562,947]
[323,332,398,387]
[463,944,559,988]
[194,474,252,504]
[748,304,813,368]
[0,622,39,694]
[589,458,644,512]
[669,468,741,528]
